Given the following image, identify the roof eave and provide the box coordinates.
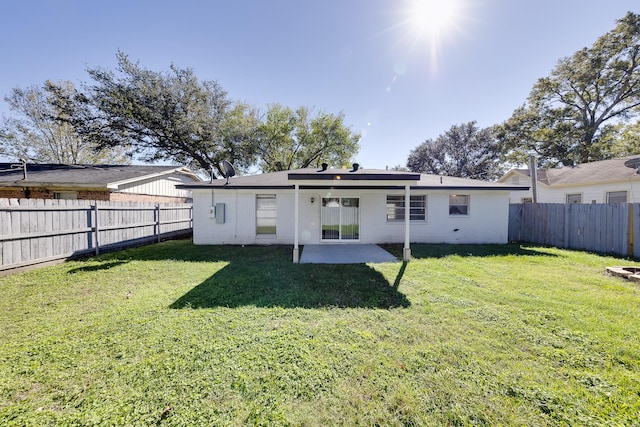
[107,167,199,189]
[288,172,421,181]
[0,181,108,189]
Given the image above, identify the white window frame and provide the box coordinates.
[386,195,426,222]
[256,194,277,236]
[606,191,627,204]
[566,193,582,204]
[449,194,470,216]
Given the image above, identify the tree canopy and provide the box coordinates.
[257,104,360,172]
[407,121,504,180]
[0,81,128,164]
[55,51,360,176]
[498,12,640,167]
[82,51,260,177]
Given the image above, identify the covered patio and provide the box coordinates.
[290,166,420,263]
[299,244,399,264]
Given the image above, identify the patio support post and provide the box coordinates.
[293,184,300,263]
[403,184,411,261]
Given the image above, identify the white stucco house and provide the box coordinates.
[179,164,527,262]
[499,155,640,204]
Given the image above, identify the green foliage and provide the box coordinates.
[498,12,640,167]
[407,121,504,180]
[85,51,260,176]
[257,104,360,172]
[1,240,639,425]
[0,81,129,164]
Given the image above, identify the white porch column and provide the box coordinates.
[293,184,300,263]
[403,184,411,262]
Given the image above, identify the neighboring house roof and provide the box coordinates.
[0,163,201,189]
[178,167,527,191]
[500,155,640,187]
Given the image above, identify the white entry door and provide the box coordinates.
[321,197,359,241]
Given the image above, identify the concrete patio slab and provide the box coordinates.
[300,244,398,264]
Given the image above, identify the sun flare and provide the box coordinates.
[409,0,461,38]
[398,0,469,71]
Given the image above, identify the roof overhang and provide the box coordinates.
[180,184,529,191]
[288,172,421,181]
[0,182,107,189]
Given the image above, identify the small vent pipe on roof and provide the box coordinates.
[11,159,27,180]
[352,163,360,172]
[321,163,328,171]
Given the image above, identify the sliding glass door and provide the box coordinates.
[321,197,359,241]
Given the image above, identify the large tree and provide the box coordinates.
[0,81,128,164]
[256,104,360,172]
[498,12,640,167]
[407,121,503,180]
[84,51,259,176]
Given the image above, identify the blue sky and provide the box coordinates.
[1,0,638,169]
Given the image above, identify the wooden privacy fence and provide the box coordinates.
[509,203,640,258]
[0,199,192,272]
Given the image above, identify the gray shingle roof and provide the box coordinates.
[178,167,526,190]
[0,163,197,188]
[512,155,640,186]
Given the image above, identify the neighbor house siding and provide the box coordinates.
[109,192,190,203]
[117,174,194,199]
[507,178,640,204]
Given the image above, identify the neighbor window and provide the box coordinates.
[449,194,469,215]
[606,191,627,204]
[566,194,582,204]
[386,195,426,221]
[54,191,77,200]
[256,194,277,235]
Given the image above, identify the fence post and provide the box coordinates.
[155,204,161,243]
[563,203,570,249]
[93,204,100,255]
[628,204,634,257]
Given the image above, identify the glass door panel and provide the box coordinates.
[321,197,359,241]
[340,198,359,240]
[321,198,340,240]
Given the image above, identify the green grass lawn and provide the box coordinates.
[1,240,639,426]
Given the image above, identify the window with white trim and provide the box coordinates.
[386,195,426,221]
[606,191,627,204]
[566,194,582,204]
[256,194,277,235]
[449,194,469,215]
